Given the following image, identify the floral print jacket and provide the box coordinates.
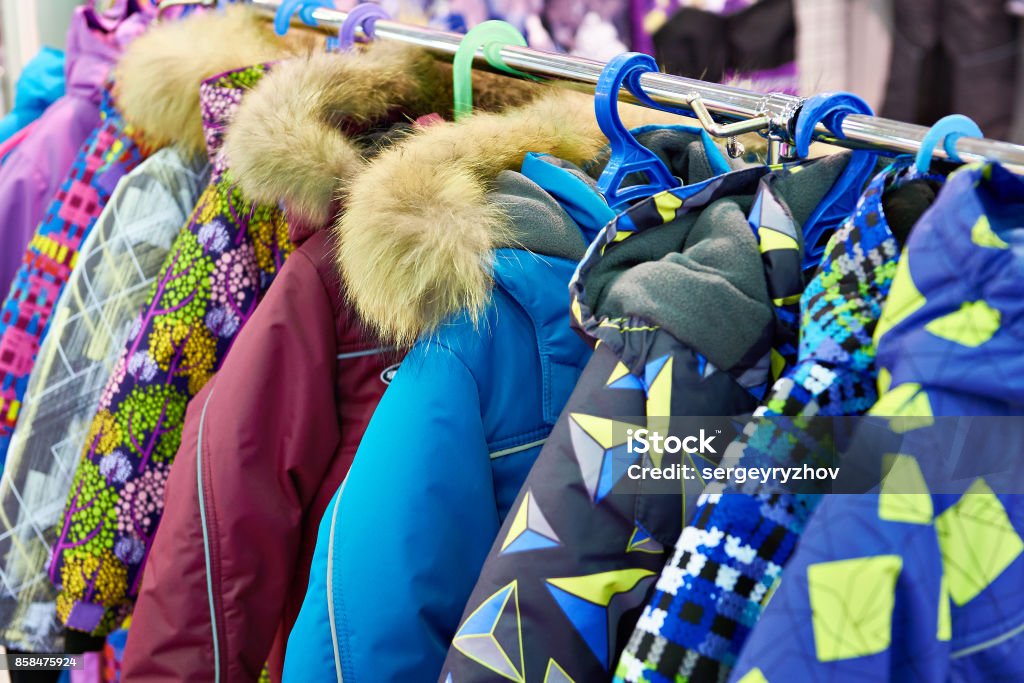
[50,64,294,637]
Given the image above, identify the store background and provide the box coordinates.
[3,1,1023,141]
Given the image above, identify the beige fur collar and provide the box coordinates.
[114,5,318,159]
[335,90,681,346]
[223,41,538,228]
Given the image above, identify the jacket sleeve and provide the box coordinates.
[123,249,340,682]
[301,342,497,683]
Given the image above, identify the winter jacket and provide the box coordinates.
[119,46,541,682]
[614,157,943,683]
[0,94,148,475]
[729,161,1024,683]
[882,0,1019,139]
[49,63,283,639]
[441,150,868,683]
[279,92,687,683]
[49,6,319,640]
[0,47,65,143]
[0,146,209,652]
[0,6,144,298]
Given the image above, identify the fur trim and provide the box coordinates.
[224,41,539,227]
[114,6,318,159]
[336,89,678,345]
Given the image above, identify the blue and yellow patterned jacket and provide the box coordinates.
[730,161,1024,683]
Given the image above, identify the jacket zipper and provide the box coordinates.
[327,477,348,683]
[197,389,222,683]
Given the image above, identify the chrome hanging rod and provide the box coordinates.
[240,0,1024,172]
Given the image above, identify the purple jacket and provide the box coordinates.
[0,6,145,295]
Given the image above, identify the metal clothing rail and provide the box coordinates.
[244,0,1024,172]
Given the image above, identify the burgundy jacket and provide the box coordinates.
[122,225,396,680]
[120,44,538,682]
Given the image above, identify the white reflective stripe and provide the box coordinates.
[336,347,397,360]
[327,478,348,683]
[197,389,221,683]
[489,438,547,459]
[952,618,1024,659]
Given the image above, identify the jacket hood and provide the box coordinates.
[572,152,855,372]
[224,41,540,233]
[874,161,1024,414]
[113,5,319,159]
[336,90,686,346]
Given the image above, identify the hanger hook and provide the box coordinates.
[793,91,872,158]
[452,20,530,121]
[274,0,333,36]
[594,52,679,210]
[335,3,390,51]
[915,114,983,175]
[793,92,878,270]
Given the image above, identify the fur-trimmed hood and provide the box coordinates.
[114,5,319,159]
[224,41,540,230]
[335,90,688,346]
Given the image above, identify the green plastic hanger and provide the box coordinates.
[452,20,532,121]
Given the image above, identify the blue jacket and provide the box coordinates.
[730,161,1024,683]
[283,152,596,680]
[0,47,64,145]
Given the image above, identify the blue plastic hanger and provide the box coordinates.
[915,114,983,175]
[793,91,878,270]
[334,3,391,50]
[595,53,680,211]
[274,0,333,35]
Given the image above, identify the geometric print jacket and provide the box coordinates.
[0,147,209,653]
[50,64,294,638]
[614,158,918,683]
[729,161,1024,683]
[440,161,817,683]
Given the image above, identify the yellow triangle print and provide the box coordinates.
[569,413,621,450]
[736,668,770,683]
[606,361,632,387]
[452,581,525,682]
[758,227,799,253]
[971,215,1009,249]
[571,298,583,325]
[874,252,926,343]
[501,493,531,552]
[654,192,683,223]
[879,454,933,524]
[924,300,1001,348]
[547,568,655,606]
[543,658,576,683]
